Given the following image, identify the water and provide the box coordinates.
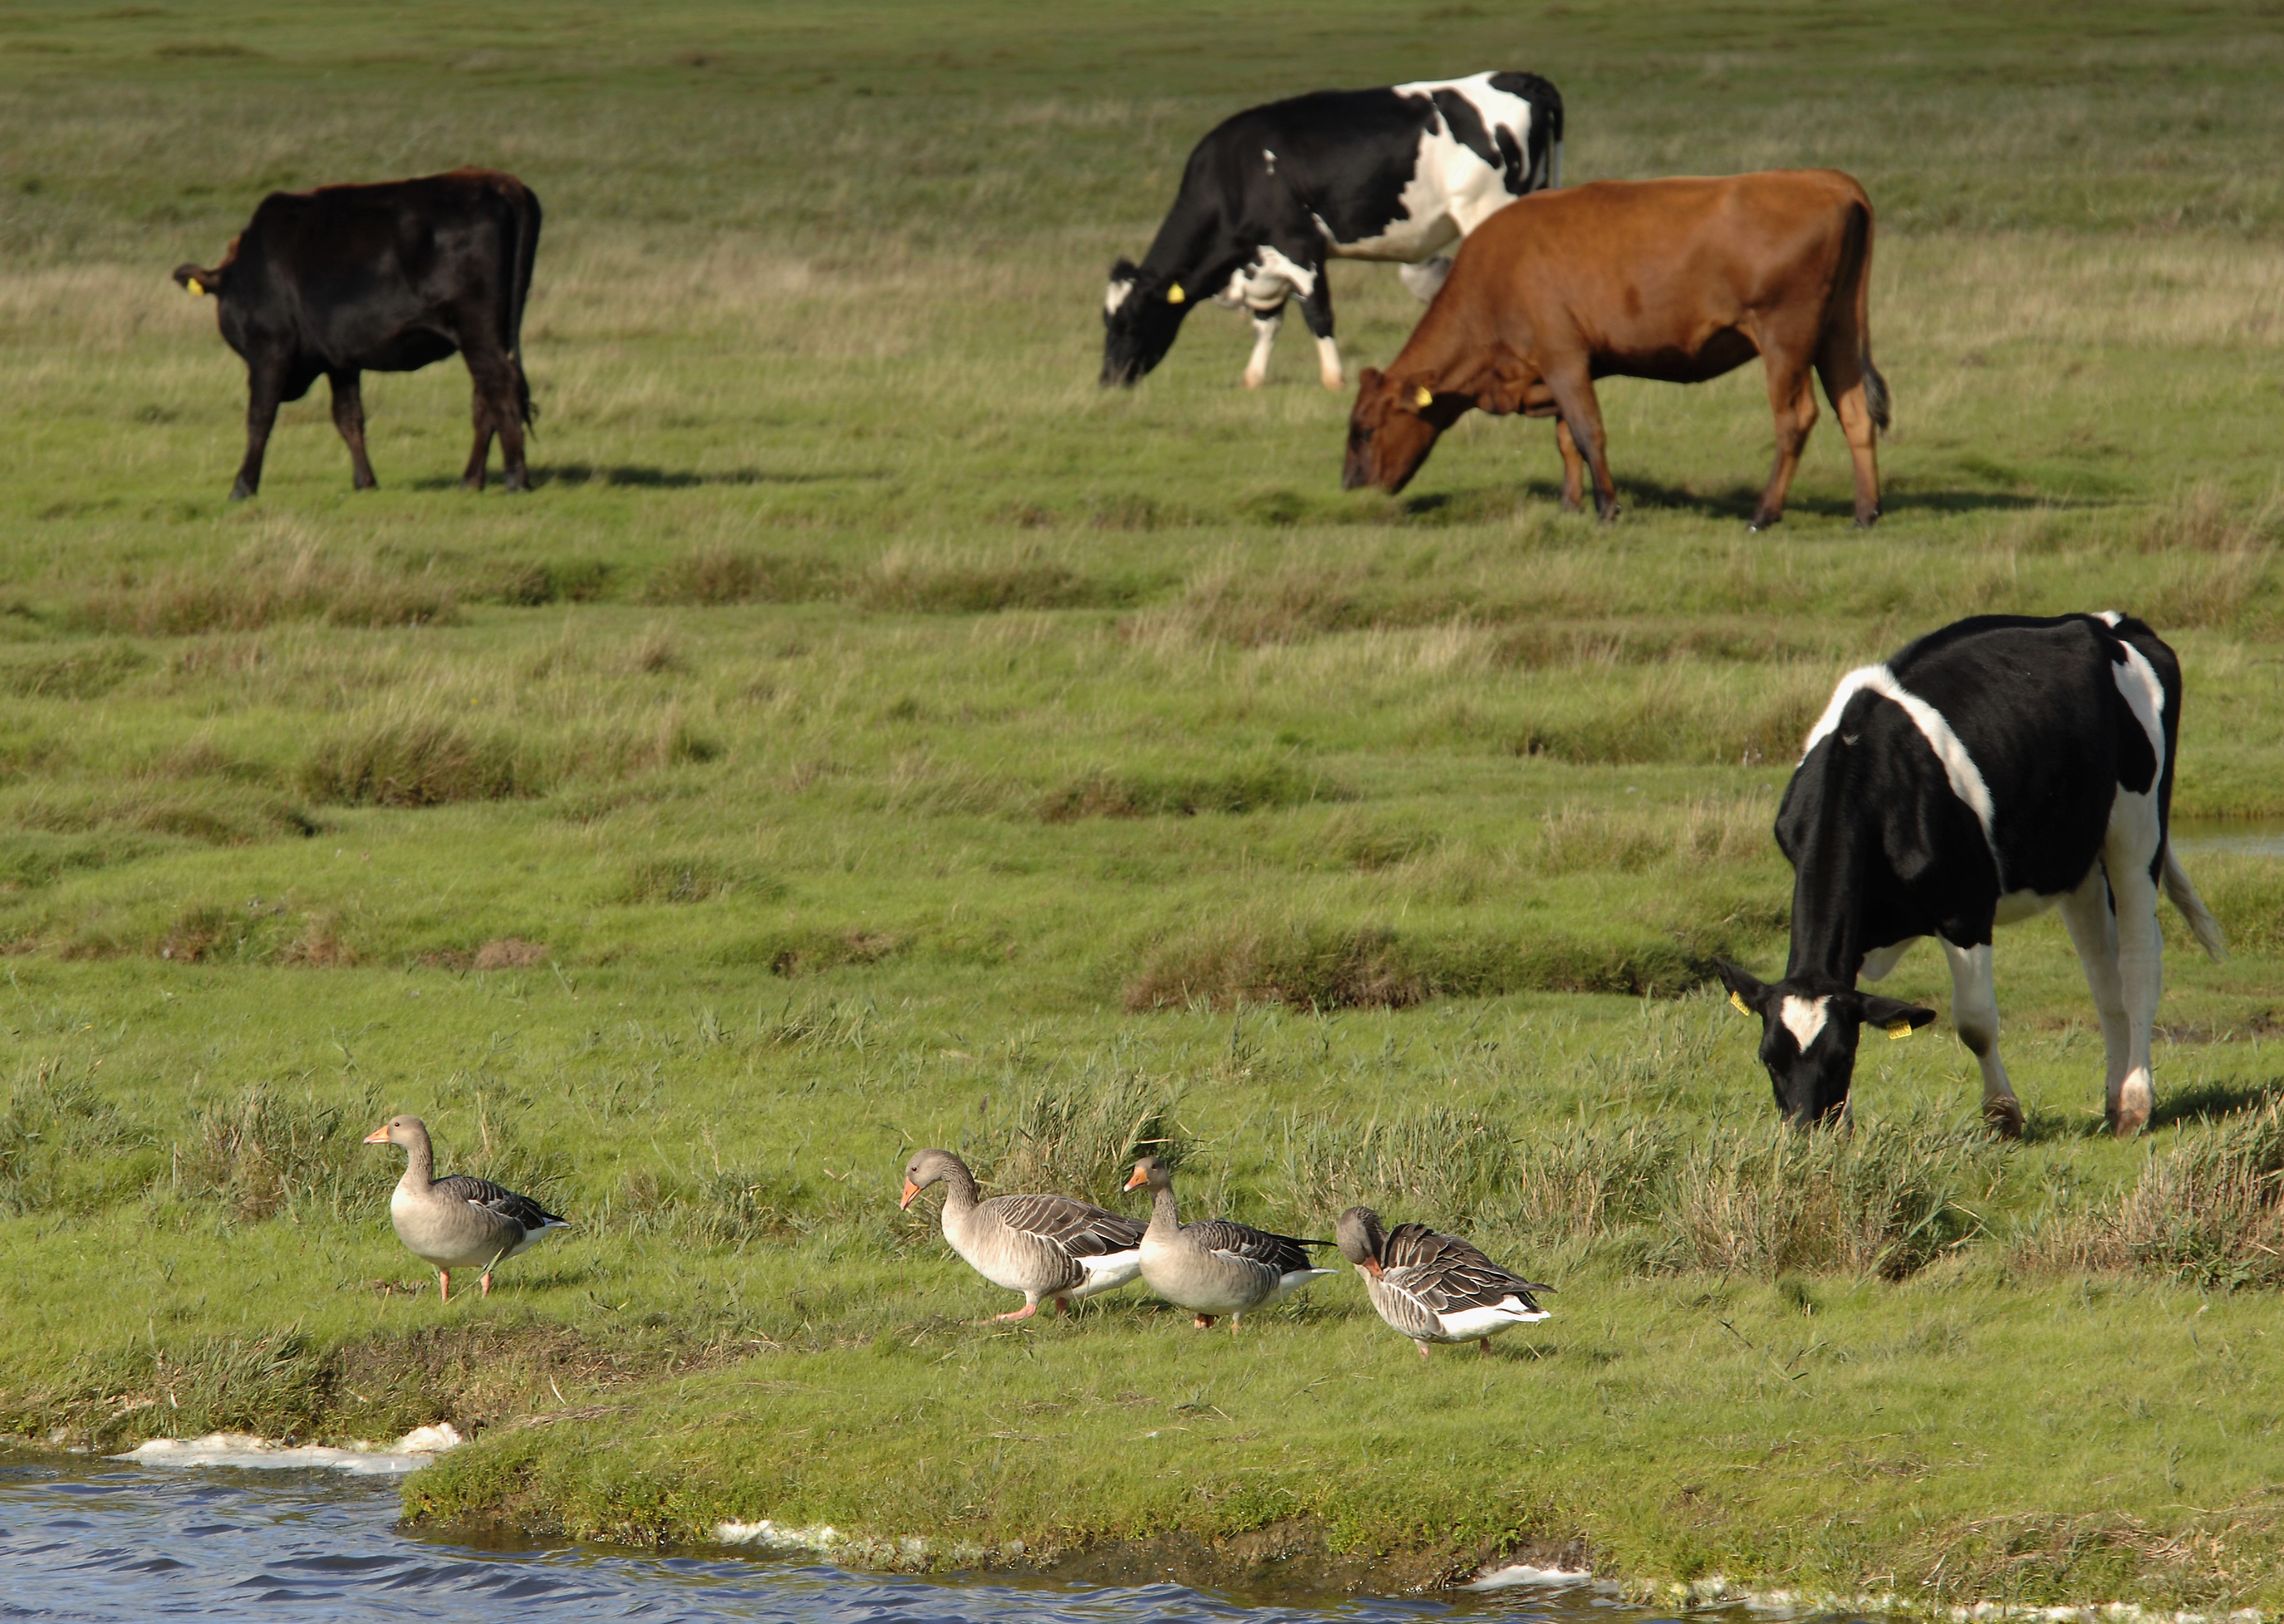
[2171,818,2284,858]
[0,1454,1713,1624]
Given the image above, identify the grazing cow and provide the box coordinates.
[173,168,541,499]
[1715,614,2226,1139]
[1342,170,1887,530]
[1102,72,1562,391]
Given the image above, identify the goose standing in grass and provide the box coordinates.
[900,1148,1146,1321]
[1122,1155,1334,1331]
[365,1115,568,1301]
[1336,1205,1551,1358]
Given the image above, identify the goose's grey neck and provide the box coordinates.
[1147,1182,1181,1240]
[938,1158,982,1218]
[400,1126,435,1191]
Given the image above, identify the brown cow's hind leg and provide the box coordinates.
[1751,355,1819,532]
[1818,343,1883,527]
[1554,418,1585,514]
[231,365,286,501]
[329,370,377,490]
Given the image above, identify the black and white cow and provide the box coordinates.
[1716,614,2225,1138]
[1101,72,1562,391]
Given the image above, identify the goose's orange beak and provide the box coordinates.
[899,1178,921,1210]
[362,1125,391,1144]
[1360,1257,1384,1277]
[1122,1166,1147,1191]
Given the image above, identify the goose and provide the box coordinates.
[1336,1204,1551,1358]
[900,1148,1146,1321]
[1122,1155,1333,1331]
[364,1115,568,1301]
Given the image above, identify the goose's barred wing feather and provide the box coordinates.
[984,1193,1146,1257]
[1188,1218,1326,1277]
[431,1173,565,1232]
[1380,1222,1551,1313]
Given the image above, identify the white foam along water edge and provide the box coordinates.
[107,1422,464,1476]
[1564,1569,2270,1624]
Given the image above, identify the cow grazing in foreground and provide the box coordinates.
[173,168,541,499]
[1103,72,1562,391]
[1343,170,1886,531]
[1716,614,2226,1139]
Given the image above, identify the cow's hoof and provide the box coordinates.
[1747,512,1782,533]
[227,480,255,501]
[1983,1098,2025,1140]
[1242,372,1265,390]
[1320,374,1345,391]
[1595,506,1622,525]
[458,476,485,493]
[504,473,529,494]
[1853,509,1881,529]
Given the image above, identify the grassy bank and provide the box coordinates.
[3,0,2283,1608]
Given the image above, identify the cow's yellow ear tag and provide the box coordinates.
[186,278,204,296]
[1166,283,1185,305]
[1729,990,1751,1017]
[1885,1019,1916,1041]
[1412,385,1434,408]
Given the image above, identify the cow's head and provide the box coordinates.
[1342,367,1468,492]
[1100,257,1190,386]
[1714,960,1935,1127]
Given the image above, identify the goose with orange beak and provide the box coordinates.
[900,1148,1145,1321]
[364,1115,568,1301]
[1336,1205,1551,1360]
[1123,1155,1333,1332]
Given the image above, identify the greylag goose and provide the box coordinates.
[364,1115,568,1301]
[1122,1155,1333,1331]
[900,1148,1145,1321]
[1336,1204,1551,1358]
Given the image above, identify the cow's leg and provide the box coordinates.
[2103,811,2167,1137]
[230,364,286,501]
[2059,863,2136,1127]
[1554,418,1585,513]
[1544,365,1617,521]
[1940,938,2022,1137]
[1287,256,1343,389]
[1750,352,1819,532]
[1816,337,1882,527]
[1242,305,1284,391]
[460,350,517,492]
[328,369,377,490]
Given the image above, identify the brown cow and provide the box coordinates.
[1342,169,1888,529]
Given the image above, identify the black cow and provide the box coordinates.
[1716,614,2225,1138]
[1102,72,1562,391]
[172,167,541,498]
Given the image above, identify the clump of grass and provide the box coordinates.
[606,1165,789,1244]
[1125,568,1478,648]
[0,1064,143,1215]
[73,545,453,635]
[615,856,779,905]
[643,546,842,605]
[2016,1097,2284,1289]
[1125,920,1706,1011]
[487,557,614,606]
[1275,1105,1515,1230]
[1039,761,1343,821]
[0,642,148,699]
[977,1070,1188,1208]
[1652,1117,1994,1279]
[298,717,528,806]
[174,1084,385,1221]
[857,554,1118,613]
[720,927,902,977]
[2137,484,2281,554]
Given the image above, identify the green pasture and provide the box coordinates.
[2,0,2283,1607]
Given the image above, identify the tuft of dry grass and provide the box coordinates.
[174,1084,385,1221]
[975,1070,1188,1209]
[1038,761,1341,822]
[73,544,454,636]
[642,547,842,606]
[298,717,528,806]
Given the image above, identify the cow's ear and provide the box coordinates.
[172,263,214,295]
[1110,257,1140,282]
[1713,959,1772,1017]
[1356,366,1384,396]
[1856,992,1937,1041]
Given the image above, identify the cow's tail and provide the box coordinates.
[502,179,541,428]
[2163,844,2228,960]
[1838,195,1889,436]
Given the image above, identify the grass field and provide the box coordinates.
[3,0,2283,1609]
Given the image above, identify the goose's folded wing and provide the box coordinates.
[1189,1218,1321,1276]
[1381,1223,1550,1313]
[985,1193,1145,1257]
[431,1174,565,1232]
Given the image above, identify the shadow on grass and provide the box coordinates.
[408,464,889,490]
[2151,1075,2283,1131]
[1453,475,2092,526]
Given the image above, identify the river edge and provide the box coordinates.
[9,1434,2270,1624]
